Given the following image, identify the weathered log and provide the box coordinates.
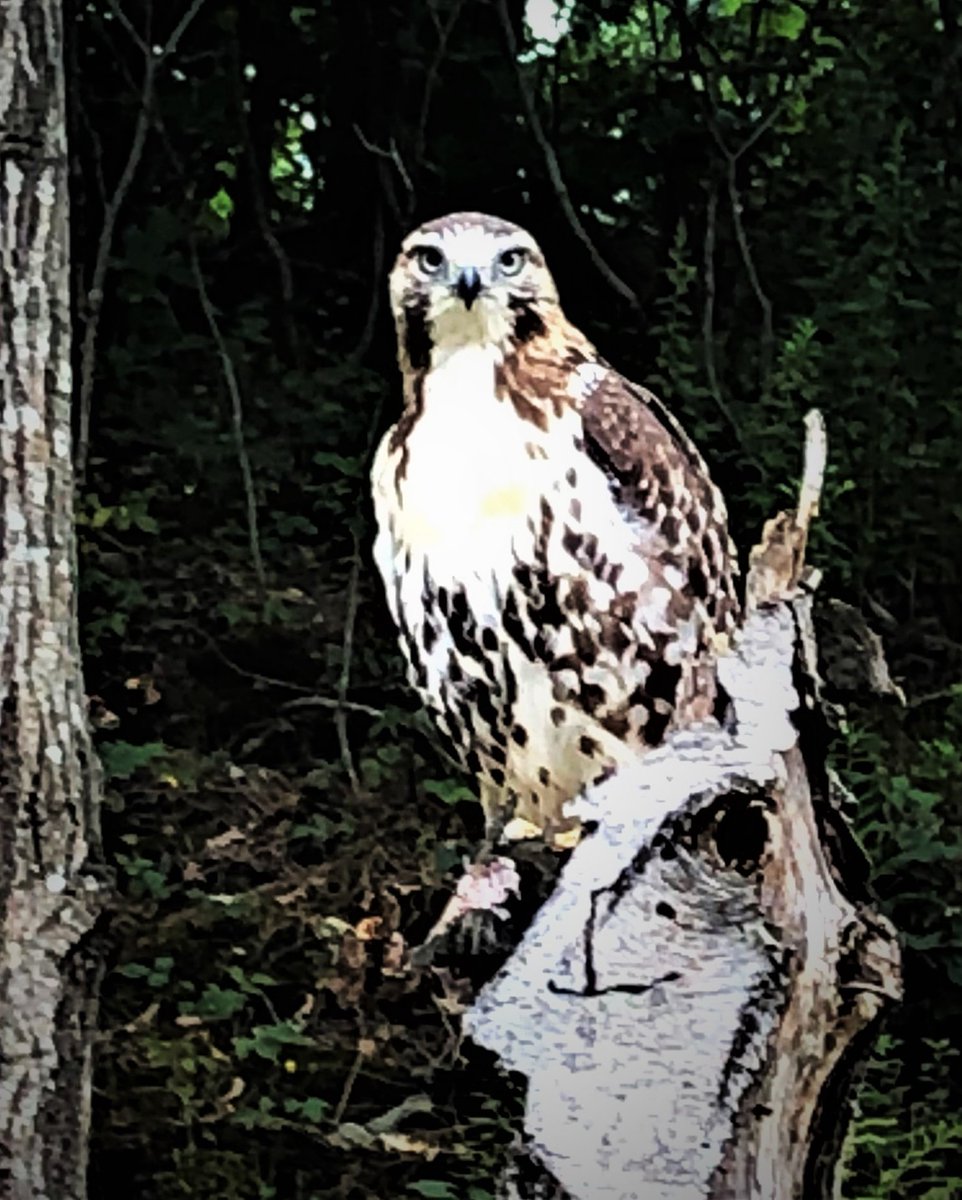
[463,413,902,1200]
[0,4,105,1197]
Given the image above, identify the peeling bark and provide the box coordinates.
[0,3,104,1197]
[464,413,902,1200]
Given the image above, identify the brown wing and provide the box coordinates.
[578,365,740,638]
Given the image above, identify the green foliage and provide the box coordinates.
[840,693,962,1001]
[99,740,168,780]
[69,0,962,1194]
[841,1036,962,1199]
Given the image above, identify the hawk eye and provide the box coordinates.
[413,245,445,276]
[498,247,527,277]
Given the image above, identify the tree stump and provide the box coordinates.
[463,413,902,1199]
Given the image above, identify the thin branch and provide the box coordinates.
[76,0,208,481]
[724,153,775,383]
[125,70,264,601]
[353,125,414,215]
[332,1037,366,1126]
[701,181,748,450]
[698,92,782,391]
[195,627,386,716]
[495,0,640,310]
[105,0,148,54]
[414,0,466,173]
[335,539,363,796]
[675,0,832,394]
[671,0,778,387]
[156,0,207,66]
[280,696,385,719]
[747,0,770,72]
[230,25,299,359]
[645,0,663,57]
[351,199,385,362]
[905,686,962,710]
[726,94,785,163]
[187,232,266,595]
[75,53,153,480]
[332,387,386,793]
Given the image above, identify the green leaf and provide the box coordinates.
[209,187,234,221]
[182,984,248,1020]
[423,778,476,806]
[282,1096,329,1122]
[100,741,168,780]
[232,1021,315,1062]
[312,450,363,476]
[770,3,807,39]
[408,1184,459,1199]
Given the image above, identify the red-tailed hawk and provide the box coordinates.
[371,212,739,846]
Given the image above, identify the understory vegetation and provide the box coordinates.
[71,1,962,1196]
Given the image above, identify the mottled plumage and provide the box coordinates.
[371,212,739,843]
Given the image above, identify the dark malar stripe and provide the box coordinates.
[508,295,546,343]
[402,297,432,370]
[389,369,425,483]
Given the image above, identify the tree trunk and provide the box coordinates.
[0,3,104,1197]
[463,414,902,1200]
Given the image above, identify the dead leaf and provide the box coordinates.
[378,1132,439,1160]
[355,916,382,941]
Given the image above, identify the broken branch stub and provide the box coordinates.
[464,410,902,1200]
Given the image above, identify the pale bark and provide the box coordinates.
[464,414,902,1199]
[0,3,104,1197]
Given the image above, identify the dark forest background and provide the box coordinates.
[68,0,962,1196]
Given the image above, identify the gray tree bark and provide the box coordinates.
[0,3,105,1197]
[464,415,903,1200]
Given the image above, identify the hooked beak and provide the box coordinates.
[454,267,483,309]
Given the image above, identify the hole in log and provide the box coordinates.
[689,789,772,876]
[714,802,770,873]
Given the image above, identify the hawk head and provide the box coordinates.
[389,212,559,368]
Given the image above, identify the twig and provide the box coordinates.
[281,696,385,719]
[336,540,363,795]
[645,0,663,56]
[154,0,208,63]
[414,0,466,174]
[187,232,266,595]
[701,181,748,449]
[701,105,781,388]
[333,387,386,793]
[76,31,152,480]
[353,125,414,213]
[195,627,386,716]
[105,0,149,53]
[351,200,385,362]
[76,0,207,480]
[905,686,962,710]
[671,0,779,387]
[230,26,299,359]
[194,628,315,692]
[495,0,640,310]
[116,59,262,601]
[119,89,264,596]
[332,1038,366,1126]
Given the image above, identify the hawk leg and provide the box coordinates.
[479,779,518,856]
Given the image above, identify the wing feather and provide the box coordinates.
[576,363,739,635]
